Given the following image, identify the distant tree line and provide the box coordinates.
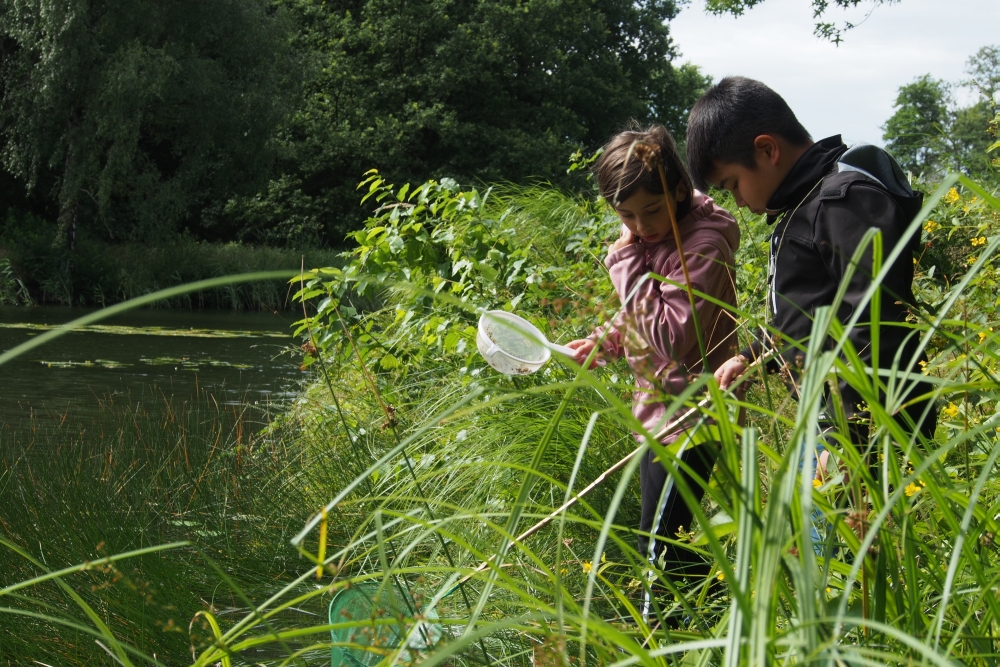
[882,45,999,184]
[0,0,710,249]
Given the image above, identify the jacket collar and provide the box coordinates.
[765,135,846,224]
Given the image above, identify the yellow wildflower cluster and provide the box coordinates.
[943,403,959,418]
[972,236,987,247]
[904,480,927,497]
[944,187,961,204]
[924,219,940,234]
[968,256,979,266]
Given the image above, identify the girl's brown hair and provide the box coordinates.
[594,123,694,215]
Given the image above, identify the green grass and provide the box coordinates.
[3,174,1000,665]
[0,383,344,665]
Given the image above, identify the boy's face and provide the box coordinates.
[708,135,789,215]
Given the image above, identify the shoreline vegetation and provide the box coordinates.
[3,169,1000,664]
[1,0,995,659]
[0,235,344,311]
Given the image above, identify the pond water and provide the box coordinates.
[0,305,307,439]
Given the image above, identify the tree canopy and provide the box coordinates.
[1,0,709,248]
[882,45,999,182]
[704,0,896,43]
[226,0,711,245]
[0,0,298,245]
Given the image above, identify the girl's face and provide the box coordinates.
[613,184,688,245]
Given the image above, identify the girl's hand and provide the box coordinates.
[608,226,637,256]
[566,339,603,369]
[715,354,749,392]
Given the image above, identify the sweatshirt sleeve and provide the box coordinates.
[606,240,732,367]
[586,316,625,358]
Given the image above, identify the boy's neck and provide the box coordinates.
[774,138,813,180]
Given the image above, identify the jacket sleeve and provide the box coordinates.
[606,240,733,367]
[813,184,914,372]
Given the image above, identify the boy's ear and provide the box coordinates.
[753,135,781,166]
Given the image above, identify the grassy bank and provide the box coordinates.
[0,387,328,665]
[0,212,344,310]
[3,174,999,665]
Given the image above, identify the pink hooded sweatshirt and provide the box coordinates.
[589,190,740,443]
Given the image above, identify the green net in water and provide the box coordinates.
[329,582,442,666]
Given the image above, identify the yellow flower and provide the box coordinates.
[944,403,959,418]
[812,478,822,488]
[560,567,568,576]
[980,331,989,343]
[582,561,592,574]
[924,220,939,233]
[968,256,979,265]
[945,187,960,204]
[904,481,924,497]
[717,571,725,581]
[972,236,987,247]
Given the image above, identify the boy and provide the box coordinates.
[685,76,936,458]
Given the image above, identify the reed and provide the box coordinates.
[3,176,999,665]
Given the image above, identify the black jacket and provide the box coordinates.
[743,135,933,429]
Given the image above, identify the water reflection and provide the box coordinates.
[0,306,307,437]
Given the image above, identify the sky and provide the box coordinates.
[669,0,999,146]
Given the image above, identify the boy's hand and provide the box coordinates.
[715,354,749,392]
[566,339,603,369]
[608,227,637,256]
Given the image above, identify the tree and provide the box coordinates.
[227,0,710,245]
[882,75,950,177]
[703,0,899,43]
[0,0,298,246]
[963,45,1000,102]
[882,46,999,181]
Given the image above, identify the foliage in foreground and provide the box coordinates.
[2,170,1000,665]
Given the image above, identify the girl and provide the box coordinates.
[566,124,739,621]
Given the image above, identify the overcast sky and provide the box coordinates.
[669,0,999,146]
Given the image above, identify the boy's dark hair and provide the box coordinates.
[594,123,693,215]
[686,76,812,190]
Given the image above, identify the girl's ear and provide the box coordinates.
[675,182,689,203]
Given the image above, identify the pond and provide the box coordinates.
[0,305,306,441]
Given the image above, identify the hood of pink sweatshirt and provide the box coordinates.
[592,190,740,442]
